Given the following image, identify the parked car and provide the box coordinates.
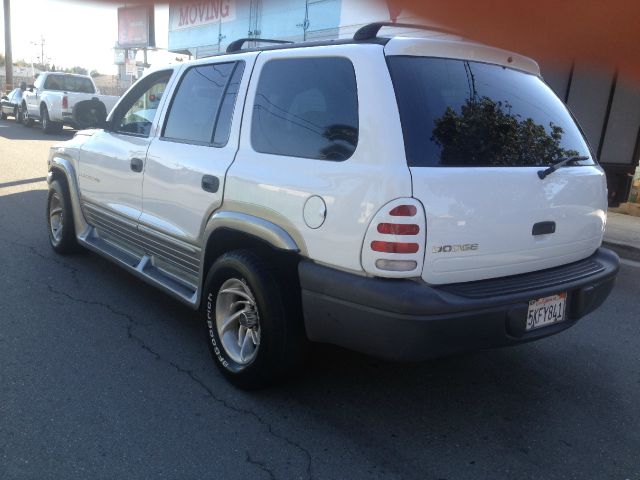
[45,23,619,389]
[21,72,119,133]
[1,86,25,121]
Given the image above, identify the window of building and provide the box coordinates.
[251,57,359,161]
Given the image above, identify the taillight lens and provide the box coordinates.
[62,95,68,109]
[389,205,417,217]
[377,223,420,235]
[371,241,419,254]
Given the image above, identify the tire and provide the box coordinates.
[41,106,58,134]
[0,110,6,120]
[202,250,307,389]
[73,99,107,129]
[47,179,79,254]
[21,103,33,127]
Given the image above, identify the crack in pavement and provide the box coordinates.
[246,451,277,480]
[0,235,82,289]
[45,284,314,480]
[28,246,82,289]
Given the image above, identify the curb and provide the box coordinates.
[603,240,640,263]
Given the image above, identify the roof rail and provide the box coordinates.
[227,38,293,53]
[353,22,457,41]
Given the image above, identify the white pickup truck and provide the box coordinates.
[21,72,120,134]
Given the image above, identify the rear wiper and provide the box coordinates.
[537,155,590,180]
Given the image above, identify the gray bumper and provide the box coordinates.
[299,248,619,361]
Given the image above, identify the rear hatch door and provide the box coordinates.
[387,53,607,285]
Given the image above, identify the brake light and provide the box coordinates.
[377,223,420,235]
[389,205,417,217]
[371,241,419,254]
[62,95,68,109]
[361,199,426,278]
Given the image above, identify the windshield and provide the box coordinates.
[44,74,96,94]
[387,57,594,167]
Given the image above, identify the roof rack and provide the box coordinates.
[353,22,457,41]
[227,38,293,53]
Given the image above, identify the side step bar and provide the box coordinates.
[78,226,199,309]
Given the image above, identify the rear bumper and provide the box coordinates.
[299,248,619,361]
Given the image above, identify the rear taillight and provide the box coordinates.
[361,198,426,278]
[62,96,68,109]
[389,205,417,217]
[371,241,419,254]
[377,223,420,235]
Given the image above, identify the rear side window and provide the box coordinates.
[388,57,594,167]
[252,57,359,161]
[163,62,243,145]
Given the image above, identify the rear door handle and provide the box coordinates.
[532,221,556,236]
[201,175,220,193]
[130,158,144,173]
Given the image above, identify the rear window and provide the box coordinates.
[44,75,95,94]
[388,57,594,167]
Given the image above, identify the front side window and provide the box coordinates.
[163,62,242,145]
[388,57,594,167]
[44,75,95,94]
[251,57,359,161]
[114,70,173,137]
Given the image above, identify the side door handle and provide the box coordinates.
[130,157,144,173]
[201,175,220,193]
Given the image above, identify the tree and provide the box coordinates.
[90,70,101,78]
[431,96,578,166]
[65,66,88,75]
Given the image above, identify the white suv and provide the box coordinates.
[45,23,619,388]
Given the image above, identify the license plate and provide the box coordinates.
[526,293,567,331]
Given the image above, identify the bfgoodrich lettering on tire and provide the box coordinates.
[47,179,79,254]
[202,250,306,389]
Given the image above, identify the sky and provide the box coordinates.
[0,1,174,75]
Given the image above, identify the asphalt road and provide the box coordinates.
[1,118,639,480]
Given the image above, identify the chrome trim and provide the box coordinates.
[81,202,201,284]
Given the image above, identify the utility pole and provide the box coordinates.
[3,0,13,91]
[31,35,46,68]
